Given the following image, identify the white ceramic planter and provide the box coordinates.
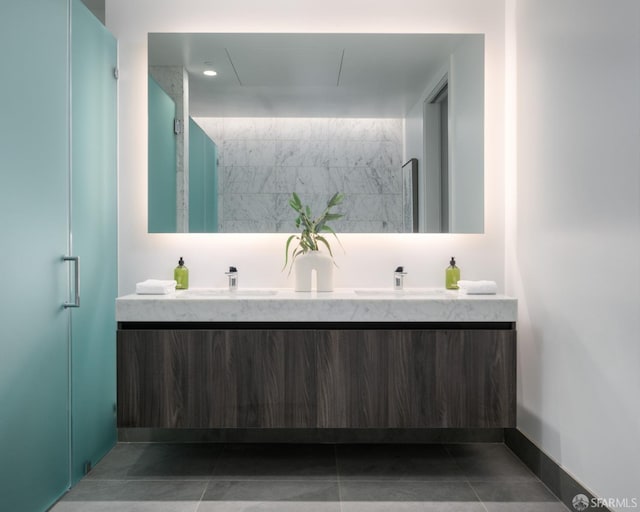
[294,251,334,292]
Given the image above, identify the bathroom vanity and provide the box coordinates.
[116,289,517,430]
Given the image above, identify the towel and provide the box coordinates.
[136,279,177,295]
[457,280,497,295]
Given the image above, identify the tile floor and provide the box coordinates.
[50,443,569,511]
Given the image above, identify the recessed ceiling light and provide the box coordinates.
[203,69,217,77]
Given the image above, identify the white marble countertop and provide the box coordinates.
[116,288,517,323]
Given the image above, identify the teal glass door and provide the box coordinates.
[148,75,177,232]
[70,0,118,484]
[0,0,72,510]
[189,118,219,233]
[204,135,219,232]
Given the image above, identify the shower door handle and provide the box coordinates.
[63,256,80,308]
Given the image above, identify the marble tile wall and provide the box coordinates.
[193,117,404,233]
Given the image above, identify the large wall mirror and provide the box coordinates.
[147,33,484,234]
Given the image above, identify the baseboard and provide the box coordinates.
[118,427,504,444]
[505,428,613,512]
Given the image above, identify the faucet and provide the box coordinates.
[393,266,407,290]
[225,266,238,291]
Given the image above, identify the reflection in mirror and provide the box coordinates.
[147,33,484,234]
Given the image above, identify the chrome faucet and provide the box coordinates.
[393,266,407,290]
[225,266,238,291]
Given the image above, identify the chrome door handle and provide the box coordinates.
[63,256,80,308]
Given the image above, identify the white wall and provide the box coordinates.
[107,0,640,503]
[506,0,640,505]
[448,37,484,233]
[404,64,445,232]
[404,37,484,234]
[107,0,506,294]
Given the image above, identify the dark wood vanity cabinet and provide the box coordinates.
[117,324,516,429]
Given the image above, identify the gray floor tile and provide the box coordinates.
[197,480,341,510]
[421,505,488,512]
[57,480,128,501]
[471,481,562,502]
[341,504,486,512]
[203,480,340,501]
[481,504,569,512]
[89,443,223,480]
[123,480,208,501]
[59,479,207,501]
[197,501,340,512]
[446,443,537,482]
[339,481,485,512]
[128,444,223,479]
[57,442,568,512]
[212,444,337,481]
[339,503,426,512]
[50,502,199,512]
[339,480,479,502]
[472,481,569,512]
[86,443,147,479]
[336,444,465,481]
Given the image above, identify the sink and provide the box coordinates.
[353,289,445,297]
[179,289,278,297]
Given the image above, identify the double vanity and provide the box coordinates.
[116,289,517,432]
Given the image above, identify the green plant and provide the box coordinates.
[282,192,344,274]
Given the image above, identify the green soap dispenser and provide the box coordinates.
[174,257,189,290]
[446,257,460,290]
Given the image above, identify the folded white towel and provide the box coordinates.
[457,280,497,295]
[136,279,177,295]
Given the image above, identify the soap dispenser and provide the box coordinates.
[445,257,460,290]
[174,257,189,290]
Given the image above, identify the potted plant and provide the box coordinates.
[283,192,344,291]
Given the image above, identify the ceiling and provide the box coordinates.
[80,0,105,24]
[148,33,480,118]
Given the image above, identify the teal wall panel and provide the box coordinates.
[148,75,177,232]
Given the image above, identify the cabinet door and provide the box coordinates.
[117,330,288,428]
[434,329,516,427]
[386,329,516,428]
[316,329,390,427]
[318,329,515,428]
[70,0,118,484]
[0,1,72,510]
